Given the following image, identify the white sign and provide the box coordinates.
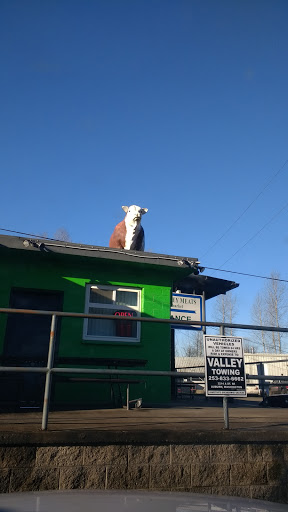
[204,335,247,397]
[171,293,202,330]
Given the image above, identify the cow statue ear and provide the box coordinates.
[141,208,148,214]
[122,206,129,213]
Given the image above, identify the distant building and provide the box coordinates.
[175,354,288,395]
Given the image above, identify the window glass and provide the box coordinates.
[115,290,138,306]
[119,319,137,338]
[84,285,140,342]
[89,288,113,304]
[88,307,116,336]
[88,307,137,338]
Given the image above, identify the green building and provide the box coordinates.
[0,234,238,410]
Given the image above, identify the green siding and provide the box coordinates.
[0,248,186,406]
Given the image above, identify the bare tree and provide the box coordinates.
[176,291,239,356]
[53,228,72,242]
[180,331,204,357]
[251,293,270,352]
[242,335,259,353]
[251,272,288,353]
[266,272,287,353]
[212,292,238,335]
[38,231,49,239]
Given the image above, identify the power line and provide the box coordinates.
[217,200,288,270]
[0,228,63,242]
[200,158,288,259]
[204,267,288,283]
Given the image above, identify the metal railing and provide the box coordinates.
[1,307,288,430]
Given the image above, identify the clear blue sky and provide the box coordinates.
[1,0,288,325]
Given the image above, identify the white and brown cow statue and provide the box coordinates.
[109,205,148,251]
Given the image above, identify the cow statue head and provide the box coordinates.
[122,205,148,226]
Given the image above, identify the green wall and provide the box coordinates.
[0,248,184,406]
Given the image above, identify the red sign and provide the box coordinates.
[114,311,136,317]
[113,310,136,337]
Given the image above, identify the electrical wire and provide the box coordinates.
[204,267,288,283]
[200,158,288,259]
[0,228,63,242]
[216,200,288,270]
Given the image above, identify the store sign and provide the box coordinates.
[113,310,137,337]
[171,293,202,330]
[204,335,247,397]
[113,311,136,317]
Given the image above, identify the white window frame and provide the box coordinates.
[83,284,141,343]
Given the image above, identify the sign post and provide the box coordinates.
[204,335,247,398]
[220,326,229,429]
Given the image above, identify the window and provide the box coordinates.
[83,285,141,342]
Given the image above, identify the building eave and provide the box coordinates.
[174,273,239,300]
[0,234,198,274]
[0,234,239,298]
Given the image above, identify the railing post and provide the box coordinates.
[42,314,57,431]
[220,325,230,430]
[126,384,130,410]
[223,395,229,430]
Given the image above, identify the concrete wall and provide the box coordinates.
[1,433,288,504]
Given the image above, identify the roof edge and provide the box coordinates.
[0,234,200,272]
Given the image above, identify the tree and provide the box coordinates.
[212,292,238,335]
[180,331,204,357]
[176,291,239,356]
[242,336,259,353]
[251,293,270,352]
[53,228,72,242]
[38,228,72,242]
[251,272,288,353]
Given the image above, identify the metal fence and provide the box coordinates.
[1,307,288,430]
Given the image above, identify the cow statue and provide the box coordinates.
[109,205,148,251]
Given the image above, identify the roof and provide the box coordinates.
[0,234,199,271]
[174,273,239,300]
[0,234,238,299]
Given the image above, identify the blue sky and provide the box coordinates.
[1,0,288,326]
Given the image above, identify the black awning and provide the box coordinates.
[174,273,239,300]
